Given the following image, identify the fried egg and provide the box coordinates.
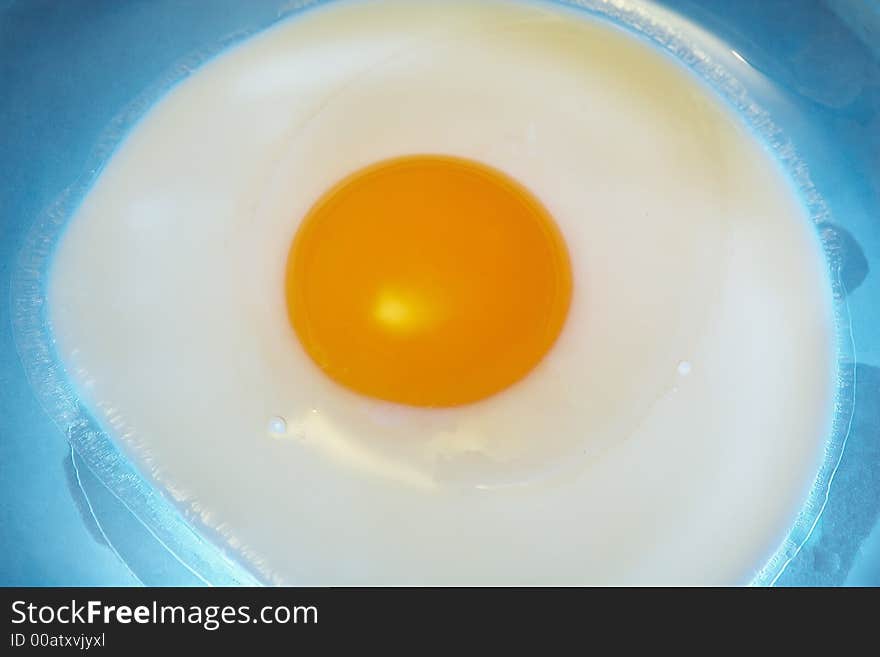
[49,0,835,584]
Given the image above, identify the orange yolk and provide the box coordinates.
[285,155,572,407]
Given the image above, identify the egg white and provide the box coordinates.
[49,0,834,584]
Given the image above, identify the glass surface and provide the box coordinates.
[1,0,877,586]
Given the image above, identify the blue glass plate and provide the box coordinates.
[1,0,878,586]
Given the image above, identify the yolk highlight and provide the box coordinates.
[285,155,572,407]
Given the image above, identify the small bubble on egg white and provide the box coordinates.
[268,416,288,437]
[677,361,692,376]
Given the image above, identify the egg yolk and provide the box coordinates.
[285,155,572,407]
